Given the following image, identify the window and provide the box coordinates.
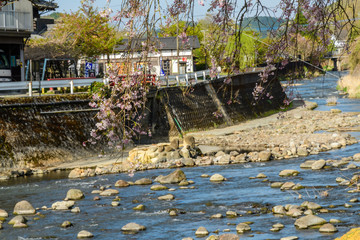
[163,60,170,75]
[0,51,10,70]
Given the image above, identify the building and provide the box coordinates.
[98,36,201,76]
[0,0,57,81]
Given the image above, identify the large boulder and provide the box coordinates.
[294,215,326,229]
[13,200,36,215]
[66,189,84,200]
[121,222,146,233]
[155,169,186,184]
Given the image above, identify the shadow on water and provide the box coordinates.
[1,71,360,239]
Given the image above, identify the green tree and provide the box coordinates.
[25,0,121,63]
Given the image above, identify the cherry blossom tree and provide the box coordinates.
[88,0,358,157]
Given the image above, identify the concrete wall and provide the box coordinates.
[0,71,286,170]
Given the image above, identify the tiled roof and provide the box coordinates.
[115,36,200,51]
[30,0,58,10]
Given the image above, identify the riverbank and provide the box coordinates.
[3,99,360,181]
[1,99,360,239]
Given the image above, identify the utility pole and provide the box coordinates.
[176,14,179,74]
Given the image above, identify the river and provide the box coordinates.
[0,71,359,240]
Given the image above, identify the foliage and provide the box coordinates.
[25,0,121,62]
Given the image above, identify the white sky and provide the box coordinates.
[56,0,282,19]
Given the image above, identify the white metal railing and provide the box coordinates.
[0,11,32,31]
[0,70,216,96]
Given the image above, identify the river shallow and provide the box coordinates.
[1,71,360,240]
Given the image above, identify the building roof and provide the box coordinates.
[30,0,58,11]
[115,36,200,51]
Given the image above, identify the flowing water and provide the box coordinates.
[1,71,360,240]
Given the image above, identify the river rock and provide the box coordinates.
[115,180,129,187]
[61,221,73,228]
[286,208,303,217]
[214,154,231,165]
[210,174,225,182]
[0,209,8,218]
[279,169,299,177]
[77,230,94,238]
[8,215,27,225]
[281,182,295,190]
[311,159,326,170]
[150,184,168,191]
[155,169,186,184]
[280,237,298,240]
[226,211,237,218]
[297,147,308,156]
[13,200,36,215]
[272,205,286,215]
[158,194,174,200]
[331,142,342,149]
[51,201,75,210]
[182,158,195,166]
[66,189,84,200]
[13,222,28,228]
[100,189,119,196]
[273,223,284,229]
[294,215,326,229]
[236,223,251,233]
[233,154,247,163]
[331,109,342,113]
[68,168,82,179]
[256,173,267,178]
[319,223,338,233]
[133,204,145,211]
[306,202,322,210]
[271,182,284,188]
[134,178,152,185]
[121,222,146,233]
[195,226,209,236]
[180,147,191,158]
[219,233,239,240]
[300,160,316,168]
[170,138,180,149]
[258,151,271,161]
[211,213,223,219]
[353,153,360,161]
[71,207,80,213]
[184,135,196,148]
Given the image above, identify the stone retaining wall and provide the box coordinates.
[0,71,286,170]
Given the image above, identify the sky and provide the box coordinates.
[55,0,282,19]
